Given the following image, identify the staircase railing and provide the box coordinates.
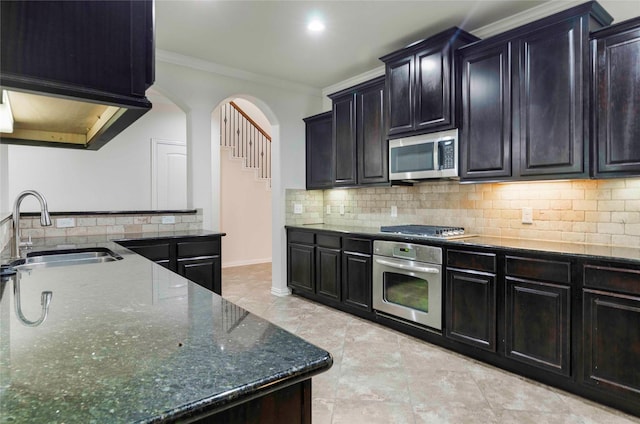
[219,101,271,181]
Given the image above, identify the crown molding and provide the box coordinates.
[156,49,323,97]
[322,66,386,98]
[470,0,584,38]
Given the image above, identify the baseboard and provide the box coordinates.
[222,258,272,268]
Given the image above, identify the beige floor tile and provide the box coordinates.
[221,264,640,424]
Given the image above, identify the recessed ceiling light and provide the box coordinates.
[307,18,325,33]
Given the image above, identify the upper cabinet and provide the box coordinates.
[329,76,387,187]
[380,27,479,138]
[591,17,640,178]
[459,2,613,182]
[0,0,154,150]
[304,111,334,190]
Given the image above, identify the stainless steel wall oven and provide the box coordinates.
[372,240,442,330]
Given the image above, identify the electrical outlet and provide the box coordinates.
[339,204,345,215]
[161,215,176,224]
[391,205,398,218]
[326,205,331,215]
[522,207,533,224]
[56,217,75,228]
[293,203,303,214]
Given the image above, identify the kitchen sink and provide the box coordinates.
[7,247,123,271]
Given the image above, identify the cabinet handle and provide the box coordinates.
[375,258,439,274]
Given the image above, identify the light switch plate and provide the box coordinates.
[339,204,345,215]
[522,207,533,224]
[293,203,303,214]
[326,205,331,214]
[56,217,75,228]
[162,215,176,224]
[391,205,398,218]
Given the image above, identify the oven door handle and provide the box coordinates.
[374,258,440,274]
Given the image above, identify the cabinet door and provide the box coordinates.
[304,112,333,189]
[342,252,372,313]
[316,247,341,301]
[288,243,315,294]
[505,278,570,376]
[178,256,221,295]
[460,41,512,180]
[333,94,357,186]
[415,45,448,131]
[517,19,587,177]
[583,290,640,399]
[386,56,415,136]
[593,22,640,177]
[357,79,387,185]
[446,269,496,351]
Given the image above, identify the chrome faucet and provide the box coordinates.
[11,190,52,259]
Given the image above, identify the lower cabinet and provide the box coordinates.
[445,249,497,351]
[287,229,372,317]
[342,238,372,314]
[117,234,223,295]
[582,263,640,407]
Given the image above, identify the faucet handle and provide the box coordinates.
[19,235,33,247]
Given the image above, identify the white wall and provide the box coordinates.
[220,149,272,267]
[0,144,8,216]
[7,93,186,212]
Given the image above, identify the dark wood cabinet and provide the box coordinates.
[288,243,315,294]
[459,2,612,182]
[445,249,497,351]
[117,234,223,295]
[0,0,154,150]
[316,234,342,301]
[380,27,478,138]
[591,17,640,178]
[505,256,571,376]
[582,263,640,407]
[459,41,512,180]
[178,256,221,294]
[357,79,388,185]
[328,76,387,187]
[304,112,334,190]
[287,229,373,318]
[342,238,373,314]
[332,94,357,186]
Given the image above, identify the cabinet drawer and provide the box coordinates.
[447,250,496,273]
[288,230,315,245]
[343,238,371,254]
[506,256,570,284]
[584,265,640,296]
[125,243,170,261]
[177,239,220,258]
[317,234,341,249]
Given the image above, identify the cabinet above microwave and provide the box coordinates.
[0,0,154,150]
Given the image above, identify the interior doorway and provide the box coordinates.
[217,98,272,268]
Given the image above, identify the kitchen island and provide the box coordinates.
[0,238,332,423]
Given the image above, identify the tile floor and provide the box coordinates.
[222,263,640,424]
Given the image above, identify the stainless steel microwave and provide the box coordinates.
[388,129,458,181]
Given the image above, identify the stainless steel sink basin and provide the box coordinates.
[8,247,123,270]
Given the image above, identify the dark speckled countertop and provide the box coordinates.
[0,235,332,423]
[288,224,640,264]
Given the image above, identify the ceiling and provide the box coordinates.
[154,0,552,89]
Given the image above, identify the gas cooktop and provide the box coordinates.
[380,224,467,239]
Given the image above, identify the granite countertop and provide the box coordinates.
[288,223,640,264]
[0,238,332,423]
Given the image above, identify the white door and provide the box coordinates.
[151,139,187,209]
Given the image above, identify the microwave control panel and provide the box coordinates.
[440,140,455,170]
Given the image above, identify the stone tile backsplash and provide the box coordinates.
[286,177,640,247]
[16,210,203,239]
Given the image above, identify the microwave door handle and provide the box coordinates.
[437,141,444,170]
[375,258,439,274]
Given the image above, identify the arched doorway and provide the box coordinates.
[214,98,273,269]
